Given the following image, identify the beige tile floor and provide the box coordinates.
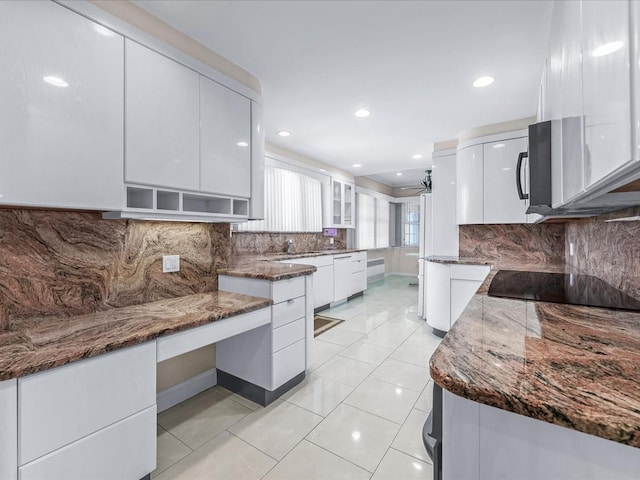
[154,275,440,480]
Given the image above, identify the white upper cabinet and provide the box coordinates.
[483,138,528,224]
[456,144,484,224]
[634,1,640,163]
[432,152,458,256]
[323,179,355,228]
[250,101,266,220]
[547,0,585,206]
[200,76,251,198]
[0,1,123,210]
[125,40,200,191]
[582,0,633,188]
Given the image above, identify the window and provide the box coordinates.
[357,193,390,249]
[236,166,322,232]
[375,198,390,248]
[356,193,375,249]
[402,202,420,246]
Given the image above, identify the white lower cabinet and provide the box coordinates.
[426,262,490,333]
[19,342,156,466]
[283,256,335,309]
[218,274,311,395]
[0,380,17,480]
[333,255,353,301]
[19,406,156,480]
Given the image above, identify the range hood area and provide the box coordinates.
[526,120,640,221]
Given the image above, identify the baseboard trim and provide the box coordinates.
[384,272,419,278]
[217,369,305,407]
[157,368,218,413]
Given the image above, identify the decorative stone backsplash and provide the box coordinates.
[0,210,230,328]
[231,230,347,256]
[459,224,566,264]
[565,207,640,300]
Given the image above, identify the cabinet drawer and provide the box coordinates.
[19,406,156,480]
[351,251,367,263]
[19,342,156,465]
[272,317,305,353]
[272,296,305,329]
[284,255,333,268]
[272,338,306,389]
[450,265,490,282]
[272,276,305,304]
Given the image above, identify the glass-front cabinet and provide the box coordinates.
[324,178,355,228]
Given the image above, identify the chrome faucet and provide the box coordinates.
[286,239,294,254]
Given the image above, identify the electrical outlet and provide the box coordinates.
[162,255,180,273]
[329,238,334,245]
[569,242,575,256]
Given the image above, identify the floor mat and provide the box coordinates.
[314,315,345,337]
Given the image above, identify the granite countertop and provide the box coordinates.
[429,260,640,448]
[0,291,272,381]
[219,249,366,280]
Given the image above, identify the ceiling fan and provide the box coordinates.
[400,169,432,194]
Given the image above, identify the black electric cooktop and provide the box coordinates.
[488,270,640,312]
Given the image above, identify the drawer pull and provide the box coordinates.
[287,299,294,304]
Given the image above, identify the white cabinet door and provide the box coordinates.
[547,0,584,206]
[333,255,352,300]
[432,153,458,256]
[315,265,335,308]
[200,75,251,197]
[456,145,484,224]
[19,342,156,465]
[634,0,640,163]
[483,138,528,224]
[0,1,123,211]
[343,182,354,227]
[19,406,156,480]
[332,180,343,226]
[582,0,633,189]
[125,40,199,191]
[426,262,451,332]
[0,380,17,480]
[250,101,265,219]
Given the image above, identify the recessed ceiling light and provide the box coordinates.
[354,109,370,118]
[352,164,362,168]
[412,154,423,159]
[493,143,506,149]
[396,172,403,176]
[43,75,69,88]
[236,141,249,147]
[276,130,290,137]
[473,76,495,88]
[592,41,624,57]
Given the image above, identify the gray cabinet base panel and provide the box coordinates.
[217,370,305,407]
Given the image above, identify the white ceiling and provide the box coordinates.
[134,0,552,184]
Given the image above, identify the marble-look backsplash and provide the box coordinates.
[0,210,230,328]
[231,230,346,256]
[566,207,640,300]
[459,224,565,265]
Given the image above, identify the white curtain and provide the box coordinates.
[357,193,376,249]
[237,166,322,232]
[375,198,390,248]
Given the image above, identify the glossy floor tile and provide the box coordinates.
[262,440,370,480]
[313,355,377,387]
[153,426,191,478]
[340,341,394,365]
[158,388,253,450]
[306,404,400,472]
[391,408,431,463]
[371,448,433,480]
[343,377,419,425]
[309,339,346,371]
[281,373,354,417]
[228,399,323,460]
[371,358,431,392]
[154,431,276,480]
[156,275,439,480]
